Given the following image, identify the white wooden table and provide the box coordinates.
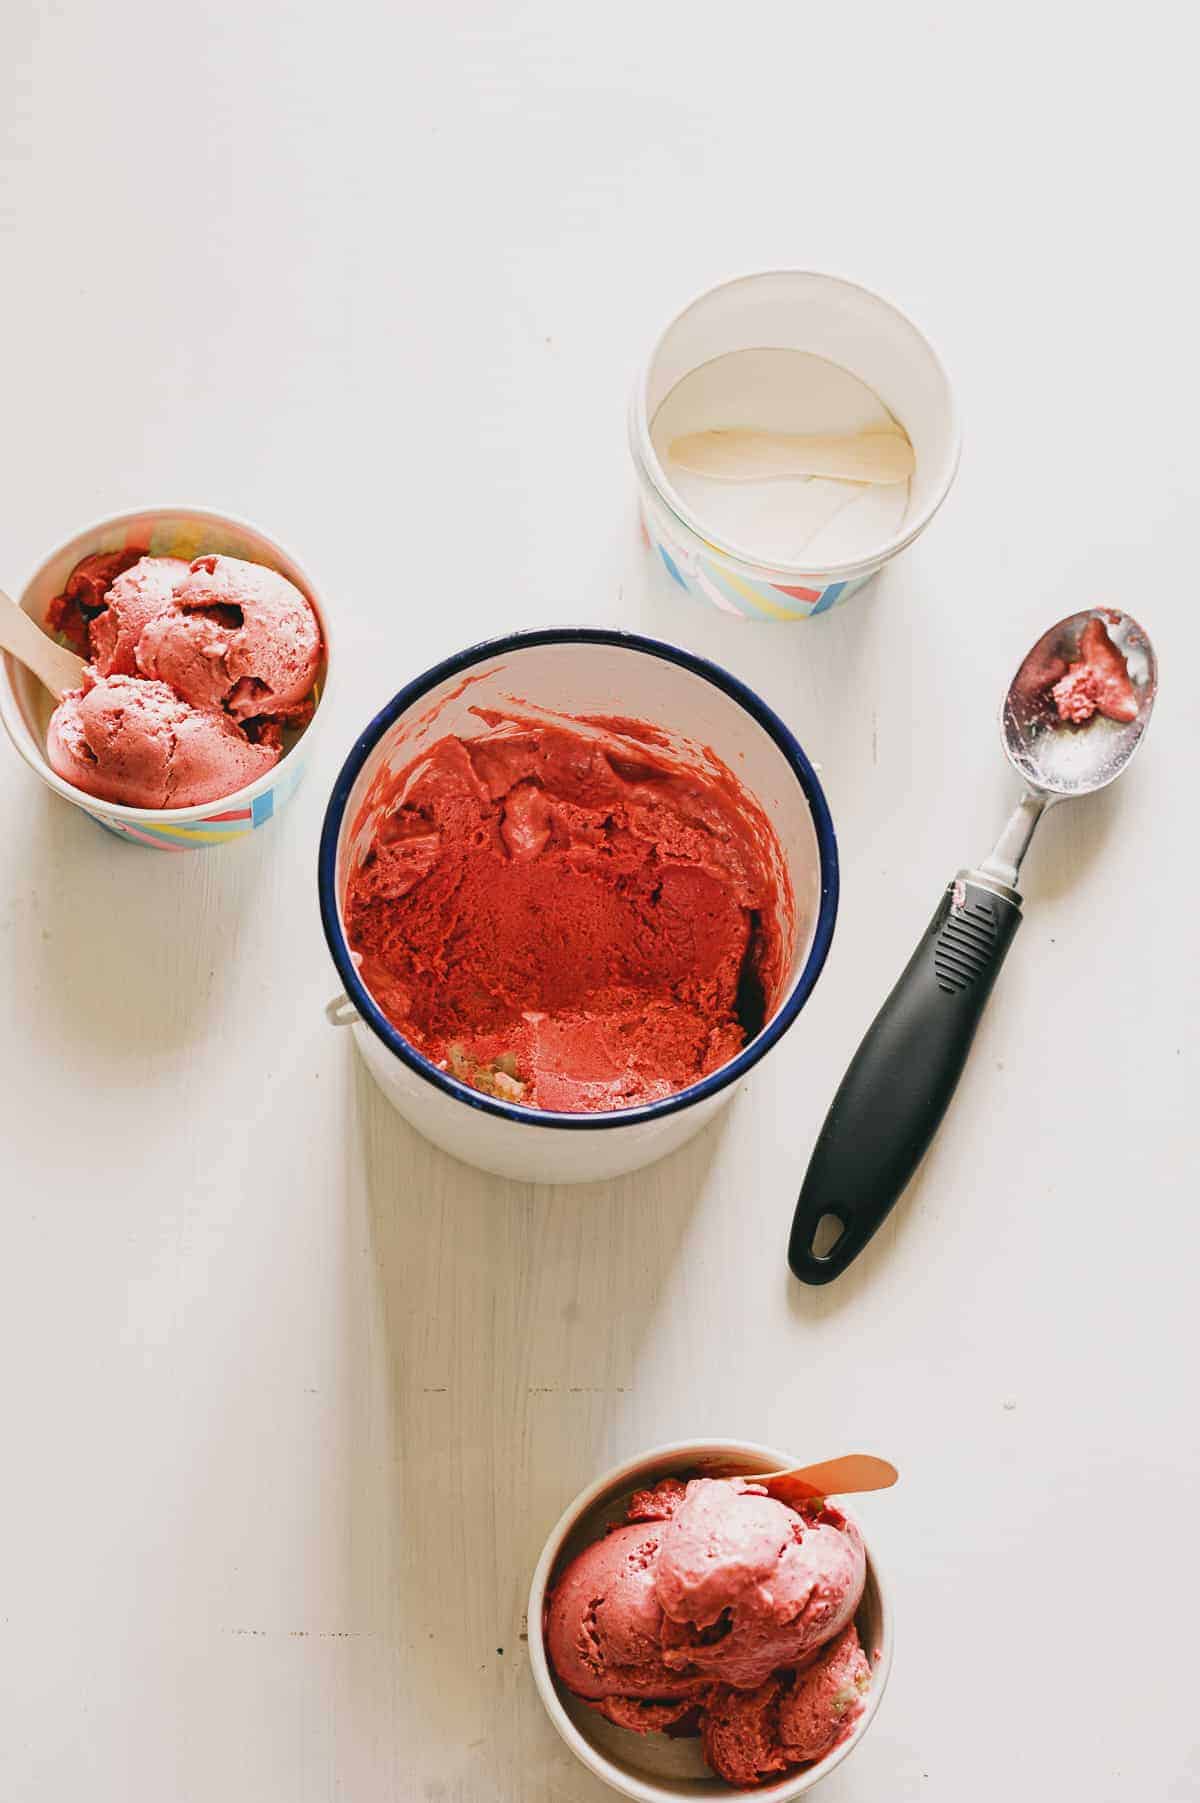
[1,5,1196,1799]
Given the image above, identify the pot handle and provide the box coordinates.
[324,992,360,1028]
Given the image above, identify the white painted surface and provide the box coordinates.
[0,5,1196,1801]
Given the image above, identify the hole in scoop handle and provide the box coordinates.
[788,878,1023,1286]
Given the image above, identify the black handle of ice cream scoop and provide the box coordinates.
[788,876,1023,1286]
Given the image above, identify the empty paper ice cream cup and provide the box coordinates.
[528,1439,893,1800]
[631,271,960,620]
[318,629,837,1185]
[0,506,330,849]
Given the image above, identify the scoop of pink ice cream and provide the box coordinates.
[1052,617,1138,726]
[47,672,278,808]
[700,1624,871,1785]
[1052,667,1101,724]
[544,1519,710,1723]
[626,1478,688,1523]
[592,1693,703,1734]
[775,1622,870,1763]
[700,1670,792,1785]
[44,548,144,654]
[136,553,320,721]
[87,556,190,677]
[656,1479,866,1689]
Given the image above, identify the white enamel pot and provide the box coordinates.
[318,629,838,1184]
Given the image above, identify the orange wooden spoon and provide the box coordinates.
[746,1453,898,1507]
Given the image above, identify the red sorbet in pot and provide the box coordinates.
[344,706,793,1114]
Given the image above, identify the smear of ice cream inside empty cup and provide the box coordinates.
[651,348,912,566]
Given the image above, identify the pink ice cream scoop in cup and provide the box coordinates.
[80,555,190,678]
[655,1477,866,1691]
[529,1440,892,1800]
[46,671,278,809]
[700,1627,872,1786]
[543,1513,711,1732]
[41,547,321,821]
[136,552,321,722]
[0,507,330,849]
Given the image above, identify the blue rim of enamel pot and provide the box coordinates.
[318,627,839,1133]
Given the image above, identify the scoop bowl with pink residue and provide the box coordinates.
[1001,607,1157,799]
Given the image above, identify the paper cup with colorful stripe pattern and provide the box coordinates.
[630,271,960,621]
[0,506,329,849]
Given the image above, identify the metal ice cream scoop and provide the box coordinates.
[788,608,1158,1286]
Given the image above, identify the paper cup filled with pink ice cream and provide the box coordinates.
[529,1440,892,1799]
[0,506,329,849]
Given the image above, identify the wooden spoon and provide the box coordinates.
[669,427,915,485]
[754,1453,898,1506]
[0,590,85,699]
